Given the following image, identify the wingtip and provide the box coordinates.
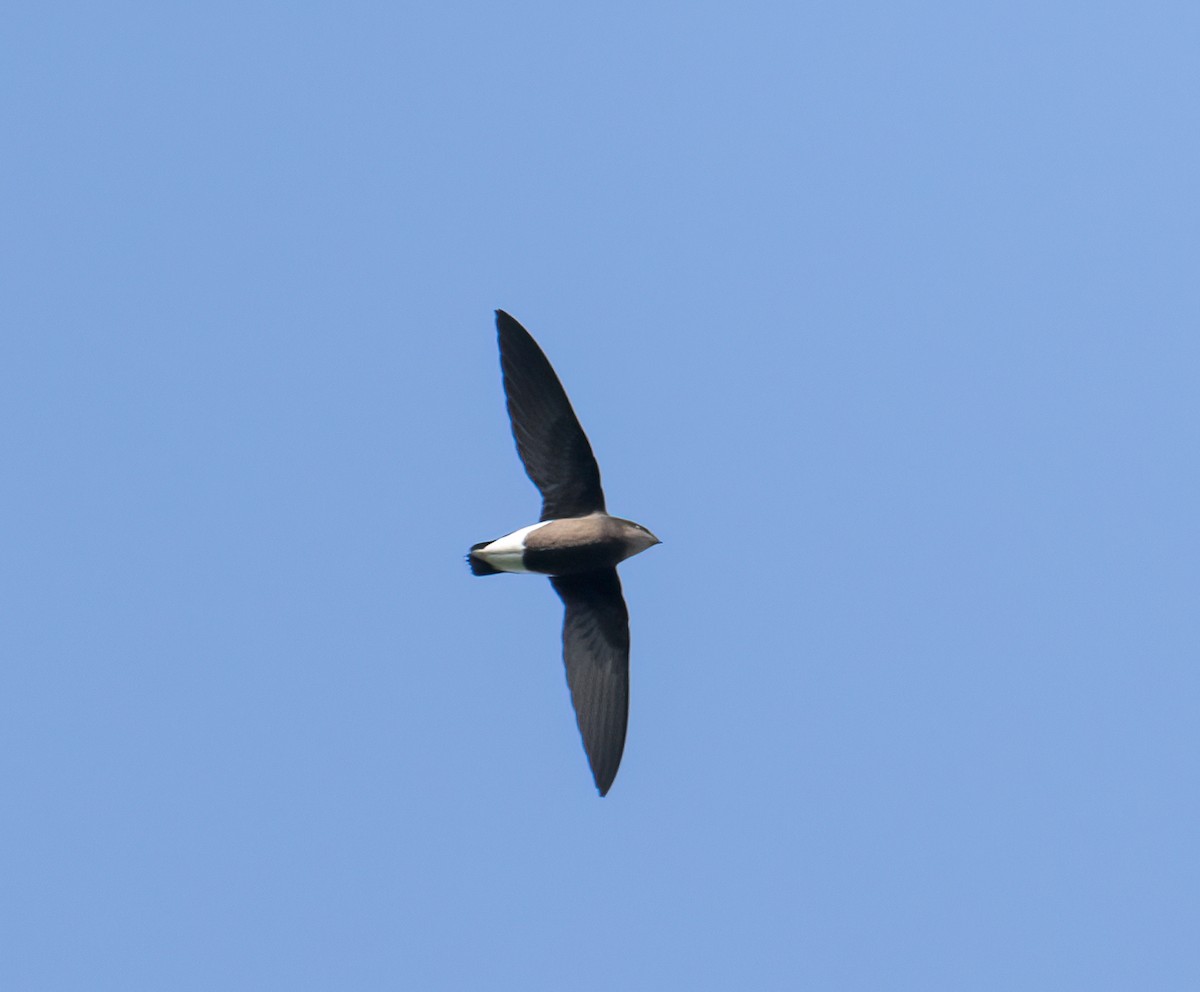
[593,767,618,797]
[495,310,534,341]
[495,309,517,341]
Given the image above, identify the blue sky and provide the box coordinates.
[3,3,1198,989]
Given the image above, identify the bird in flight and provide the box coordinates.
[468,310,660,796]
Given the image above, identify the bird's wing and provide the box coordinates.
[550,569,629,796]
[496,310,606,521]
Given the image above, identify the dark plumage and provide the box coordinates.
[551,569,630,797]
[496,310,606,521]
[468,311,659,796]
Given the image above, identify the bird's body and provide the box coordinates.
[468,311,659,796]
[470,513,659,577]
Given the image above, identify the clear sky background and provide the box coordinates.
[3,3,1198,989]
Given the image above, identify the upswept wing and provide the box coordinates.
[496,310,606,521]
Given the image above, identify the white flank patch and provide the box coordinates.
[474,521,554,573]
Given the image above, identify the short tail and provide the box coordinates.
[467,541,502,576]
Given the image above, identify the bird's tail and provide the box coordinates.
[467,541,502,576]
